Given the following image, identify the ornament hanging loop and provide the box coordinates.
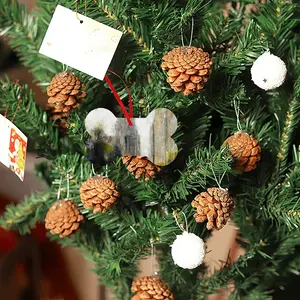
[91,164,108,177]
[91,163,97,176]
[4,104,9,118]
[173,211,189,233]
[66,173,71,200]
[209,163,226,191]
[105,70,134,126]
[57,176,63,200]
[180,15,194,48]
[75,0,87,23]
[233,98,243,132]
[150,238,158,277]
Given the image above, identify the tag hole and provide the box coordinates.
[80,20,83,24]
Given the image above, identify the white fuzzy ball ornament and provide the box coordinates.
[251,51,287,90]
[171,231,205,269]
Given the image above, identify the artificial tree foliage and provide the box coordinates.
[0,0,300,299]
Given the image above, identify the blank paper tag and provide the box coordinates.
[0,115,27,181]
[39,5,122,80]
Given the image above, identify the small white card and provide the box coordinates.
[39,5,122,80]
[0,115,28,181]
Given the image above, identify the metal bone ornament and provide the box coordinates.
[85,108,178,166]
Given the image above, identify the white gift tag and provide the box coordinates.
[0,115,28,181]
[39,5,122,80]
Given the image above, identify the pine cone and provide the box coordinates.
[46,72,86,128]
[161,46,213,96]
[122,156,160,181]
[192,188,234,230]
[45,200,84,238]
[131,276,174,300]
[223,131,261,172]
[80,176,120,213]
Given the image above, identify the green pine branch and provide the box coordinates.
[129,80,203,116]
[49,152,167,210]
[91,0,153,54]
[49,219,165,300]
[0,79,60,157]
[195,245,261,299]
[91,0,210,54]
[201,77,249,114]
[196,219,300,298]
[276,77,300,173]
[158,245,202,300]
[0,192,53,234]
[0,0,61,82]
[67,111,90,154]
[0,154,91,237]
[254,1,300,55]
[265,146,300,229]
[169,146,233,201]
[215,20,268,76]
[224,102,277,151]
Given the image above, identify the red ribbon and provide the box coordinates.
[104,70,133,126]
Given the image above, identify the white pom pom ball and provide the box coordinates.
[251,51,287,90]
[171,231,205,269]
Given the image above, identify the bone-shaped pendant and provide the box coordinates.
[85,108,178,166]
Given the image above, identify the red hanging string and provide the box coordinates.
[104,70,133,126]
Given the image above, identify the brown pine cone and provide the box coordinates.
[46,72,86,128]
[45,200,84,238]
[80,176,120,213]
[122,156,160,181]
[161,46,213,96]
[131,276,174,300]
[192,188,234,230]
[223,131,261,173]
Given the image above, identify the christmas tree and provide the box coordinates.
[1,0,300,299]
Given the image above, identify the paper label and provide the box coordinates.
[85,108,178,166]
[39,5,122,80]
[0,115,27,181]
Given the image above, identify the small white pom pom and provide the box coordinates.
[251,51,287,90]
[171,231,205,269]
